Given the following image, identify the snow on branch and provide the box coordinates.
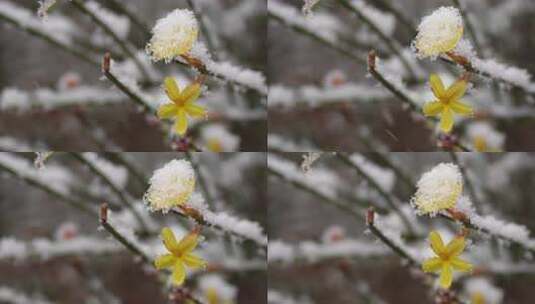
[268,83,389,109]
[187,43,267,95]
[456,197,535,251]
[0,86,124,111]
[181,194,268,247]
[0,236,120,261]
[269,239,387,264]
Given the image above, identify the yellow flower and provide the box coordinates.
[154,227,206,285]
[423,74,473,133]
[158,77,206,136]
[422,231,473,289]
[413,6,463,58]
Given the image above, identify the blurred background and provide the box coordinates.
[268,152,535,303]
[0,0,267,151]
[268,0,535,151]
[0,152,266,303]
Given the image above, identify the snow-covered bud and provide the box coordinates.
[411,163,463,215]
[144,159,196,213]
[413,7,464,59]
[146,9,198,63]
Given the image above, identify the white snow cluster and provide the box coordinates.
[413,6,463,59]
[268,83,389,109]
[0,286,54,304]
[0,153,73,194]
[0,1,78,45]
[146,8,198,62]
[189,43,267,95]
[144,159,196,213]
[0,86,124,111]
[411,162,463,215]
[268,154,341,199]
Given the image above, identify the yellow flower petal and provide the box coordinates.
[164,77,181,102]
[171,261,186,285]
[423,101,444,116]
[450,257,473,272]
[176,231,199,255]
[185,103,206,118]
[174,110,188,135]
[429,231,445,255]
[154,254,177,269]
[450,100,473,116]
[445,80,467,101]
[422,257,443,272]
[161,227,181,254]
[445,236,466,257]
[440,108,454,133]
[430,74,446,98]
[181,83,202,105]
[439,264,453,289]
[157,103,178,119]
[182,253,206,268]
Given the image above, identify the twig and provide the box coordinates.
[448,152,481,211]
[106,153,148,190]
[70,0,151,80]
[101,0,151,39]
[70,152,149,233]
[364,0,416,37]
[186,0,220,60]
[451,0,482,54]
[337,0,417,79]
[185,152,215,208]
[440,212,535,256]
[0,11,98,67]
[171,206,267,250]
[0,159,97,217]
[268,11,366,66]
[267,166,371,218]
[366,208,418,266]
[337,153,416,236]
[367,51,473,152]
[99,203,151,264]
[101,53,155,115]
